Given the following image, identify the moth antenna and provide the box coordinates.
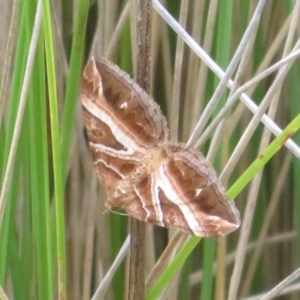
[104,207,128,217]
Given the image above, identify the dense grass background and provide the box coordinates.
[1,0,300,299]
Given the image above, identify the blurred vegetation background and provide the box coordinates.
[0,0,300,299]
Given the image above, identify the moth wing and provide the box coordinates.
[81,57,168,148]
[153,145,240,236]
[106,145,240,237]
[81,57,168,188]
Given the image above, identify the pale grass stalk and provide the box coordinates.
[92,187,116,298]
[145,232,187,291]
[229,165,275,299]
[91,0,105,55]
[145,225,156,277]
[189,231,297,286]
[234,0,299,158]
[151,2,173,97]
[92,235,130,300]
[282,0,300,57]
[82,177,98,300]
[226,12,292,136]
[169,0,188,142]
[238,7,300,294]
[51,1,68,77]
[228,22,300,296]
[105,2,130,58]
[158,272,181,300]
[225,103,246,139]
[252,268,300,300]
[68,122,103,299]
[240,154,292,296]
[94,189,112,295]
[152,0,298,156]
[159,14,173,106]
[191,0,266,146]
[0,285,9,300]
[227,0,300,149]
[0,0,42,229]
[148,1,264,286]
[91,1,120,57]
[74,108,92,160]
[0,0,18,123]
[241,283,300,300]
[228,105,283,297]
[195,47,300,162]
[220,39,300,182]
[157,0,173,104]
[104,1,118,52]
[147,233,188,300]
[207,22,258,162]
[146,2,298,298]
[184,0,216,139]
[191,0,265,151]
[68,145,82,299]
[251,13,292,83]
[182,1,204,141]
[50,12,69,148]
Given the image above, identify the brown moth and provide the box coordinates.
[81,57,240,237]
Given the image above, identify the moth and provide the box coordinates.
[81,57,240,237]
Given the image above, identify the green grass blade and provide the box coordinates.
[200,238,217,299]
[146,236,200,300]
[60,0,89,179]
[146,110,300,299]
[29,41,54,299]
[227,113,300,200]
[0,0,32,285]
[42,0,67,298]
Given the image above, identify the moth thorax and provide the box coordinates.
[142,147,169,173]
